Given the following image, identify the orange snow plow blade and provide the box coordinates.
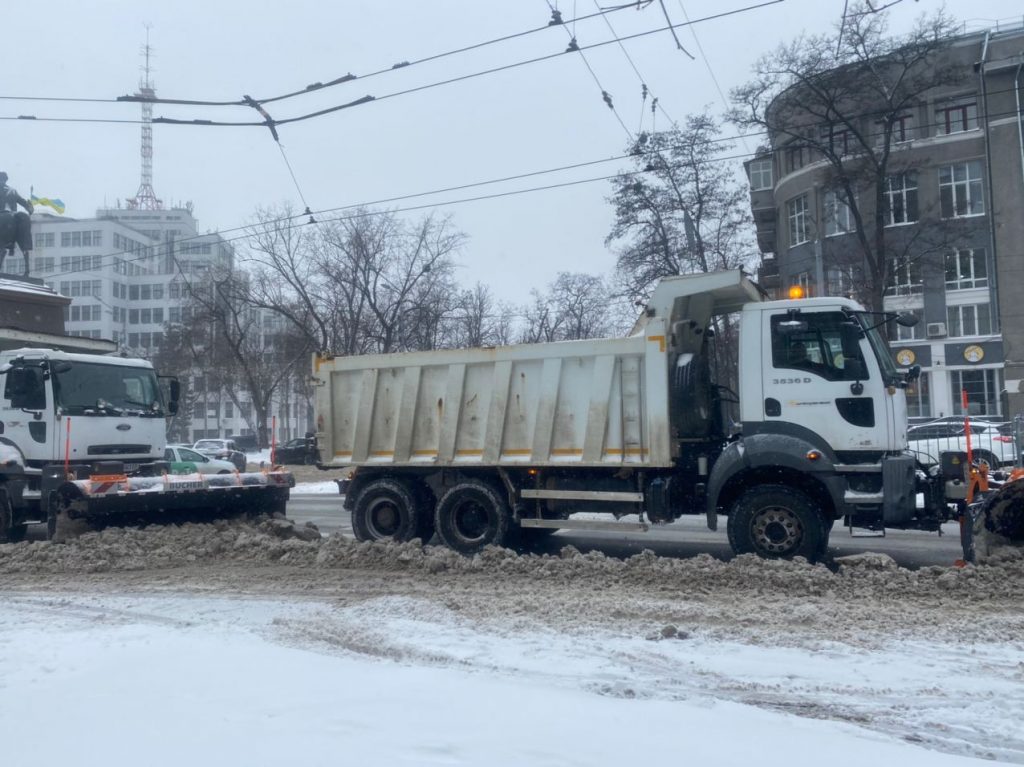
[48,470,294,542]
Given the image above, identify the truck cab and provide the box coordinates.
[0,348,177,471]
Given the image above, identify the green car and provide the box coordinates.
[164,446,237,475]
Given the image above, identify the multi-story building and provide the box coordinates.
[746,22,1024,421]
[29,207,311,443]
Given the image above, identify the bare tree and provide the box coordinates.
[729,3,963,313]
[521,273,622,343]
[606,113,756,304]
[451,283,517,348]
[241,207,465,356]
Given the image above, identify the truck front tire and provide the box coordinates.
[435,480,510,555]
[0,486,25,544]
[727,484,826,562]
[351,478,425,543]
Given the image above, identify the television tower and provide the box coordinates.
[127,31,162,210]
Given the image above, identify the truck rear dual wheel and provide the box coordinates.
[727,484,826,562]
[434,480,510,556]
[352,478,433,544]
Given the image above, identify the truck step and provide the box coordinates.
[519,518,650,532]
[521,489,644,503]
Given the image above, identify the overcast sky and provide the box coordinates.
[4,0,1020,302]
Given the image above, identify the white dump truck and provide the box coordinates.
[312,269,1014,561]
[0,347,293,542]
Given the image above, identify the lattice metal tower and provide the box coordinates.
[128,34,162,210]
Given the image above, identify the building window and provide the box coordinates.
[946,248,987,291]
[906,372,930,418]
[893,308,924,341]
[169,307,181,323]
[784,143,808,175]
[748,158,773,191]
[790,271,810,295]
[935,101,978,135]
[826,268,853,297]
[153,308,164,324]
[947,303,992,337]
[824,189,853,236]
[35,232,55,248]
[885,259,922,296]
[939,161,984,218]
[884,173,918,225]
[225,401,234,419]
[877,113,915,144]
[129,309,139,325]
[787,194,810,246]
[819,124,853,156]
[951,368,1001,417]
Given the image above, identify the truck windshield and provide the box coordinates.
[53,362,163,416]
[859,320,900,383]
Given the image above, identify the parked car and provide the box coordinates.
[192,438,247,471]
[164,445,237,475]
[274,437,319,466]
[906,419,1016,468]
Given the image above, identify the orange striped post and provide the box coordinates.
[271,415,277,467]
[64,417,72,478]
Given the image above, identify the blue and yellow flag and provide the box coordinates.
[30,195,66,214]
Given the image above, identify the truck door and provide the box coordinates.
[761,309,890,453]
[1,363,58,462]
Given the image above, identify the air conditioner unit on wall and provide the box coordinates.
[926,322,947,338]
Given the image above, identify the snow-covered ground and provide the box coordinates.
[0,591,1010,766]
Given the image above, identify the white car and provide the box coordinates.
[906,419,1017,467]
[165,445,238,475]
[192,439,247,471]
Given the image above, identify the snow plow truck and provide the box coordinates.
[312,269,1023,563]
[0,347,293,542]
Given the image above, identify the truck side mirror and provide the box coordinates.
[895,312,919,328]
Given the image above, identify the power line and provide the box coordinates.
[141,2,786,130]
[593,0,677,127]
[119,3,653,109]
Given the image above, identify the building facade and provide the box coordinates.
[747,23,1024,421]
[29,207,311,443]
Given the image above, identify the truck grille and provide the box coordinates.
[87,444,151,456]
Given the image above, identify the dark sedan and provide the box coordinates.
[275,438,319,465]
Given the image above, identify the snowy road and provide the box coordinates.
[286,493,966,568]
[2,517,1023,764]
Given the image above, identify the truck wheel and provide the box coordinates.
[351,478,424,543]
[434,480,510,555]
[727,484,825,562]
[0,486,17,544]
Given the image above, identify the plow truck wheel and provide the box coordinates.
[352,478,425,543]
[0,486,26,544]
[434,479,510,556]
[727,484,825,562]
[47,489,93,543]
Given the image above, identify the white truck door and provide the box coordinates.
[1,364,58,462]
[761,308,890,452]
